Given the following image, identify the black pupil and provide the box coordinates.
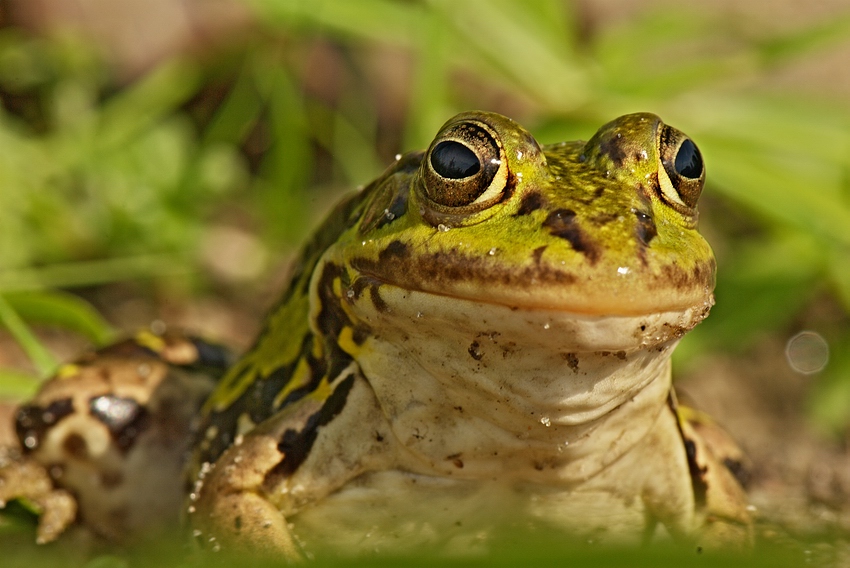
[674,139,702,179]
[431,141,480,179]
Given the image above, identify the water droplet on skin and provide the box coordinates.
[639,150,648,160]
[383,208,395,221]
[543,323,550,330]
[416,312,423,318]
[785,331,829,374]
[517,150,524,159]
[395,153,402,161]
[516,172,523,179]
[346,288,355,299]
[488,248,497,256]
[437,224,450,232]
[617,266,630,275]
[490,158,501,165]
[540,416,551,427]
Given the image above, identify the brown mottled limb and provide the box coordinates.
[0,447,77,543]
[677,405,753,548]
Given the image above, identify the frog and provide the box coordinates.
[4,111,751,559]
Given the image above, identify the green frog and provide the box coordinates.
[6,111,751,558]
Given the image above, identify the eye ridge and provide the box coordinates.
[431,140,481,180]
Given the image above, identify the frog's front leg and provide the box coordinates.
[189,367,396,558]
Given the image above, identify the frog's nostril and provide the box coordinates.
[431,141,480,179]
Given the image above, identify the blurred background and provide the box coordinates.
[1,0,850,551]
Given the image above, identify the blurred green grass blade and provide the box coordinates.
[0,294,56,377]
[405,6,453,148]
[3,291,115,346]
[0,254,190,291]
[250,0,420,45]
[0,368,40,400]
[252,55,313,242]
[758,12,850,65]
[203,60,266,146]
[706,140,850,248]
[430,0,588,110]
[828,247,850,313]
[94,59,203,151]
[807,332,850,431]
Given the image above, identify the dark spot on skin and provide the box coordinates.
[89,396,151,453]
[381,239,410,261]
[615,351,627,361]
[533,461,545,471]
[598,134,627,167]
[190,338,233,370]
[532,245,547,265]
[16,398,75,453]
[271,373,356,477]
[100,470,124,489]
[352,325,371,345]
[561,352,579,372]
[684,438,708,506]
[454,406,464,413]
[542,209,600,263]
[235,516,243,531]
[589,212,618,226]
[659,258,716,293]
[574,186,605,205]
[468,341,483,361]
[62,433,88,459]
[514,191,545,216]
[723,458,751,488]
[375,431,385,442]
[640,324,647,332]
[634,210,657,246]
[351,275,389,313]
[453,458,464,469]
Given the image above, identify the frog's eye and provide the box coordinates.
[423,121,508,208]
[657,125,705,212]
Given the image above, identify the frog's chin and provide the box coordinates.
[345,280,712,353]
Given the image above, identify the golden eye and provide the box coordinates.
[423,120,508,209]
[658,125,705,211]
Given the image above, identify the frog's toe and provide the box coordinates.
[189,434,301,560]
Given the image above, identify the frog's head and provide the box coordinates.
[337,110,714,323]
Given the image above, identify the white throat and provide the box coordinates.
[343,285,704,484]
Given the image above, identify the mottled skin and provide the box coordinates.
[188,112,749,557]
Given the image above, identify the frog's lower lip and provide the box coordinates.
[347,272,714,320]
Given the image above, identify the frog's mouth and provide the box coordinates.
[343,274,713,354]
[347,242,716,319]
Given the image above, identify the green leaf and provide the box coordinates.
[0,295,56,377]
[3,290,115,346]
[0,367,40,401]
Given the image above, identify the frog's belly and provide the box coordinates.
[290,470,654,557]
